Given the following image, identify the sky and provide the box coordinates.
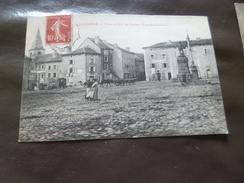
[25,14,212,55]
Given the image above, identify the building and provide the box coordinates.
[61,46,101,85]
[143,37,219,81]
[103,41,136,79]
[23,33,145,90]
[135,53,146,81]
[76,36,114,82]
[22,56,32,90]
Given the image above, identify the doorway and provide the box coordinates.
[168,72,172,80]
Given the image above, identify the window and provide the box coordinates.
[204,48,209,54]
[48,65,51,70]
[41,65,44,70]
[90,59,94,64]
[69,68,73,73]
[54,65,56,70]
[37,52,41,55]
[104,64,109,70]
[151,55,155,59]
[70,60,73,64]
[48,73,51,78]
[163,63,167,68]
[89,67,95,72]
[162,54,166,59]
[41,74,44,79]
[104,56,108,62]
[151,64,155,68]
[53,73,56,78]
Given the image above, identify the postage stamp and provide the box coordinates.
[46,15,72,44]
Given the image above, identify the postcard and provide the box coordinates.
[235,3,244,51]
[19,14,228,142]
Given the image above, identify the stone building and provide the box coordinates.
[143,37,218,81]
[78,36,140,80]
[61,46,101,85]
[76,36,114,82]
[22,56,32,90]
[103,42,136,79]
[135,53,146,81]
[23,33,145,90]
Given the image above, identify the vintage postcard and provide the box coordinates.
[235,3,244,51]
[19,14,228,142]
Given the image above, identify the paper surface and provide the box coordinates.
[235,3,244,52]
[19,14,228,142]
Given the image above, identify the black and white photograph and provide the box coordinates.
[19,14,228,142]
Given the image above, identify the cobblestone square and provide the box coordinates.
[19,80,228,142]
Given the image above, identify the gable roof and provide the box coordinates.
[63,47,100,56]
[104,41,135,54]
[135,53,144,62]
[143,39,213,49]
[35,53,62,63]
[88,38,113,50]
[30,29,45,51]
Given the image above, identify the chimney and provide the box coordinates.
[64,46,71,53]
[125,47,130,52]
[95,36,100,45]
[113,44,118,47]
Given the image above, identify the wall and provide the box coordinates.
[62,54,86,85]
[122,51,136,79]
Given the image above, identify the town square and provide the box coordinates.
[19,80,227,142]
[19,14,228,142]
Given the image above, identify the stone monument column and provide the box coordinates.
[177,43,191,82]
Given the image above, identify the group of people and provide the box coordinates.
[84,78,99,101]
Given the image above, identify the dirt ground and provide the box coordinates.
[19,80,228,142]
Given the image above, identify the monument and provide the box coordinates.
[177,42,191,82]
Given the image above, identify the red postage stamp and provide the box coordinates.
[46,15,72,44]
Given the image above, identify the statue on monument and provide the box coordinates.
[177,41,191,82]
[178,42,185,56]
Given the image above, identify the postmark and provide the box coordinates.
[46,15,72,44]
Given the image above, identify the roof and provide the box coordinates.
[104,41,135,54]
[143,39,213,49]
[35,53,62,63]
[135,53,144,61]
[88,38,113,50]
[63,47,100,56]
[30,29,45,51]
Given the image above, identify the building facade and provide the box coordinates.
[61,47,101,85]
[104,43,136,79]
[23,33,145,90]
[143,38,219,81]
[77,37,114,81]
[135,53,146,81]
